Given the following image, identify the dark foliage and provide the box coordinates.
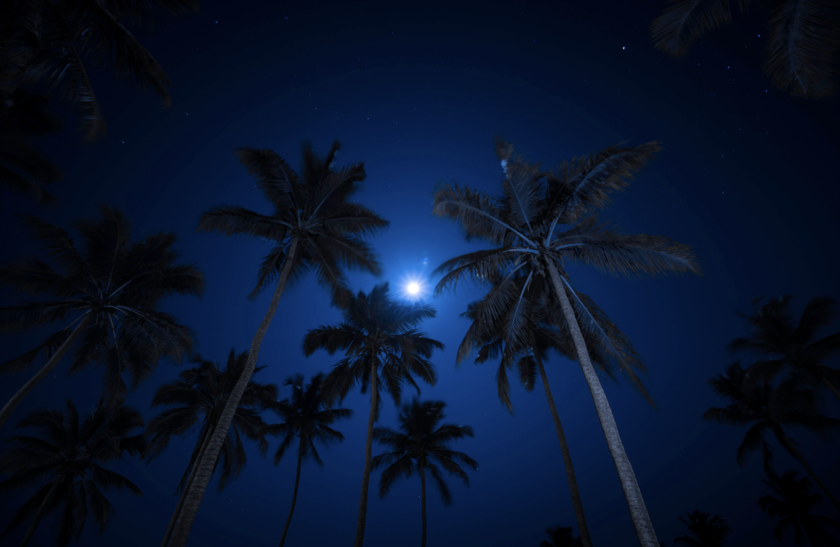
[673,510,731,546]
[540,525,582,547]
[0,399,145,545]
[759,470,840,546]
[0,205,203,404]
[144,349,277,492]
[0,0,199,137]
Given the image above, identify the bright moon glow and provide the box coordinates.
[407,282,420,295]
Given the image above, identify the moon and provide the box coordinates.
[407,282,420,295]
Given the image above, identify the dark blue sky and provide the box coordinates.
[2,1,839,546]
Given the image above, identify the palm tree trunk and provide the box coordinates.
[353,363,379,547]
[419,461,427,547]
[0,314,92,430]
[169,238,299,547]
[279,441,305,547]
[776,432,840,515]
[533,351,594,547]
[544,257,659,547]
[161,425,214,547]
[19,481,61,547]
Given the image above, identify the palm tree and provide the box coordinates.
[703,363,840,514]
[144,349,278,547]
[303,283,443,547]
[673,510,731,546]
[0,398,146,546]
[169,141,387,547]
[433,139,700,547]
[461,264,653,547]
[371,399,477,547]
[650,0,840,97]
[729,296,840,402]
[759,470,840,546]
[0,0,198,138]
[0,89,62,203]
[267,373,352,547]
[540,525,582,547]
[0,205,203,429]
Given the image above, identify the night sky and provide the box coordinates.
[2,1,840,546]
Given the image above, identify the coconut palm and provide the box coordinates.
[0,0,198,138]
[0,88,62,203]
[169,141,387,547]
[729,296,840,402]
[703,363,840,514]
[650,0,840,97]
[540,525,582,547]
[372,399,477,547]
[460,267,643,547]
[0,398,146,547]
[0,205,203,429]
[303,283,443,547]
[759,470,840,546]
[267,373,352,547]
[433,139,699,547]
[673,510,731,546]
[144,349,278,547]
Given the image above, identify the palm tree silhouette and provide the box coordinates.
[0,0,198,137]
[703,363,840,514]
[433,139,699,547]
[729,296,840,403]
[650,0,840,97]
[169,141,387,547]
[267,373,352,547]
[0,205,203,429]
[540,525,582,547]
[759,470,840,546]
[673,510,731,546]
[460,267,641,547]
[304,283,443,547]
[144,349,278,547]
[0,398,146,546]
[0,89,62,203]
[371,399,477,547]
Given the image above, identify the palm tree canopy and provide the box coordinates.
[729,296,840,390]
[540,525,582,547]
[459,266,650,412]
[0,0,199,137]
[0,88,62,203]
[266,373,352,466]
[0,205,203,403]
[144,349,277,492]
[673,510,731,547]
[435,141,694,407]
[0,398,145,545]
[371,399,478,504]
[759,470,840,546]
[703,363,840,471]
[197,140,388,306]
[304,282,444,409]
[650,0,840,97]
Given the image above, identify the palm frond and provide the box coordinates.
[651,0,734,58]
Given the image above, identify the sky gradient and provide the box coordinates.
[1,1,839,546]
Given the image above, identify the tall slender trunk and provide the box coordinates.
[353,363,378,547]
[544,257,659,547]
[0,314,92,429]
[419,461,427,547]
[19,481,61,547]
[161,424,214,547]
[169,238,299,547]
[776,432,840,515]
[534,351,593,547]
[279,441,305,547]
